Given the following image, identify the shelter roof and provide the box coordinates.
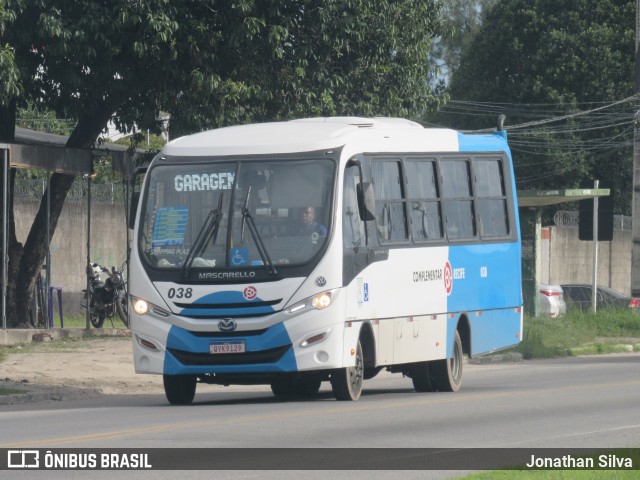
[518,188,610,207]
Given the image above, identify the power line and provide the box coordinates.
[455,95,639,133]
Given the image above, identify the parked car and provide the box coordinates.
[560,284,640,312]
[539,284,566,318]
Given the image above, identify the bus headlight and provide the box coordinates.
[285,289,339,315]
[130,296,171,318]
[133,297,149,315]
[312,292,332,309]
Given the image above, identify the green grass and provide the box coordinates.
[463,471,639,479]
[0,386,28,396]
[516,309,640,359]
[58,314,127,328]
[460,449,640,479]
[61,314,92,328]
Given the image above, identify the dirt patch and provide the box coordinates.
[1,336,164,398]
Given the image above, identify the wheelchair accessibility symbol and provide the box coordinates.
[230,248,248,266]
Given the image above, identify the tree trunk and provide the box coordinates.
[5,169,25,327]
[14,172,76,325]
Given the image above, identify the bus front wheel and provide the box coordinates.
[431,330,463,392]
[331,340,364,401]
[163,374,197,405]
[271,377,322,398]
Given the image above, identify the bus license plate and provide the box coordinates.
[210,340,246,354]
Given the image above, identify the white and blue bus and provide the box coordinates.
[128,117,522,404]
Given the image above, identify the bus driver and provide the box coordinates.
[302,207,327,237]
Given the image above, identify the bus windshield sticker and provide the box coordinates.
[152,206,188,247]
[229,247,249,267]
[174,172,235,192]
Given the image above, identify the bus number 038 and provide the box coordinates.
[167,287,193,299]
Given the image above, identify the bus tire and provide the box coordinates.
[431,330,463,392]
[271,377,322,398]
[410,362,435,392]
[294,378,322,397]
[270,379,296,397]
[163,374,197,405]
[330,340,364,401]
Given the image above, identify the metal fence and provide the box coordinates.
[553,210,632,231]
[14,178,127,204]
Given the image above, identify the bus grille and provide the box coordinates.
[167,345,291,366]
[190,329,268,338]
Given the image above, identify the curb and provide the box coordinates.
[0,328,130,347]
[467,351,524,365]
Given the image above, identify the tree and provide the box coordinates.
[439,0,635,214]
[430,0,497,84]
[0,0,446,327]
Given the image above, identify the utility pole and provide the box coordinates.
[631,0,640,296]
[592,180,599,312]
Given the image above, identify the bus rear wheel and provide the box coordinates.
[431,330,463,392]
[163,374,197,405]
[330,340,364,401]
[410,362,435,392]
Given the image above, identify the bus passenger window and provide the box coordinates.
[372,160,407,243]
[406,159,443,241]
[440,159,476,240]
[474,158,509,238]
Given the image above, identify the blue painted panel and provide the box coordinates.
[163,322,297,374]
[468,308,521,356]
[457,131,508,152]
[447,243,521,311]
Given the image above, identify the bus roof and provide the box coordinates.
[162,117,505,157]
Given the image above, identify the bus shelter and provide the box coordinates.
[1,129,149,329]
[518,187,610,317]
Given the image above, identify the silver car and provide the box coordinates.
[539,284,567,318]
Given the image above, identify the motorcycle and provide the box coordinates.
[82,262,129,328]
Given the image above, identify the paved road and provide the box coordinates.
[2,353,640,478]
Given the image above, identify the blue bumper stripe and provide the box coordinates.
[163,322,297,374]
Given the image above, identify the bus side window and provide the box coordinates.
[343,165,366,252]
[406,159,443,241]
[441,159,476,240]
[474,158,509,238]
[372,160,408,243]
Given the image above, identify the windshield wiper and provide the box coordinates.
[181,193,224,279]
[241,187,277,275]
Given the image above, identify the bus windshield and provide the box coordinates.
[139,157,335,275]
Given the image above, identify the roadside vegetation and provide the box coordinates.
[517,309,640,359]
[56,314,127,329]
[463,469,639,479]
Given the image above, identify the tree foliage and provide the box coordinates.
[0,0,446,327]
[440,0,635,214]
[429,0,497,84]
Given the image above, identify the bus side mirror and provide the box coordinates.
[128,166,148,230]
[128,191,140,230]
[357,182,376,221]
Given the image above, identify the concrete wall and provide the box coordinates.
[15,199,129,316]
[15,198,635,315]
[543,226,632,295]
